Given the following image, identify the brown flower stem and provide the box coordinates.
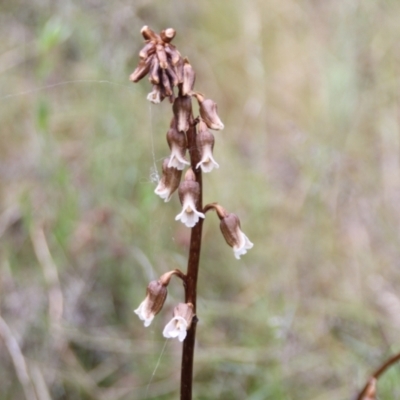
[356,351,400,400]
[180,113,203,400]
[203,202,227,218]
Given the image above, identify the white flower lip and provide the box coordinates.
[175,196,205,228]
[134,300,155,327]
[147,88,161,104]
[233,230,254,259]
[196,148,219,173]
[167,149,190,170]
[163,316,188,342]
[154,180,173,202]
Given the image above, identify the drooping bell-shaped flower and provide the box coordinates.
[134,280,168,327]
[196,120,219,173]
[163,303,194,342]
[194,93,224,131]
[219,211,253,259]
[154,157,182,202]
[175,169,205,228]
[166,118,190,170]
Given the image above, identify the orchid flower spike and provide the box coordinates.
[163,303,194,342]
[175,169,205,228]
[154,157,182,202]
[196,120,219,173]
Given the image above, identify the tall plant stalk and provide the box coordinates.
[130,26,253,400]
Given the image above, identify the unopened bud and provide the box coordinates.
[129,55,153,83]
[174,56,185,84]
[141,25,159,41]
[195,94,224,130]
[156,43,168,69]
[219,212,253,259]
[149,57,160,85]
[166,65,179,87]
[165,43,181,66]
[161,69,173,96]
[182,58,196,96]
[163,303,194,342]
[134,280,168,327]
[139,41,156,59]
[154,157,182,201]
[160,28,176,43]
[173,95,192,133]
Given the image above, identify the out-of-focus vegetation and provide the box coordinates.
[1,0,400,399]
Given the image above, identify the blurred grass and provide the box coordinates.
[1,0,400,399]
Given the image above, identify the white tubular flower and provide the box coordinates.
[134,280,168,327]
[166,118,190,170]
[163,303,194,342]
[154,157,182,202]
[196,120,219,173]
[219,212,254,259]
[175,169,205,228]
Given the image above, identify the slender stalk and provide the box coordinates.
[356,351,400,400]
[180,116,202,400]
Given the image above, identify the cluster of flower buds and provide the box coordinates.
[129,25,196,104]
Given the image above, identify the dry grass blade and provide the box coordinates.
[30,225,63,323]
[0,315,37,400]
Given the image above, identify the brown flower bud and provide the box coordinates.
[165,43,181,66]
[129,55,153,83]
[160,28,176,43]
[166,65,179,87]
[141,25,159,41]
[139,41,156,59]
[174,56,185,84]
[196,95,224,130]
[134,280,168,327]
[161,69,173,97]
[173,95,192,133]
[154,157,182,201]
[156,43,168,69]
[219,212,253,259]
[182,58,196,96]
[149,57,160,85]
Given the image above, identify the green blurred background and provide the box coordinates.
[1,0,400,399]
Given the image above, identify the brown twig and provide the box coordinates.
[356,351,400,400]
